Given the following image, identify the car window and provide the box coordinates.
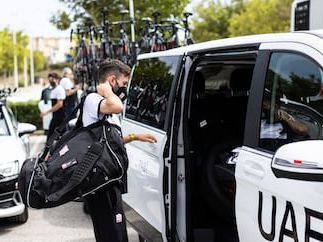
[0,107,10,136]
[259,52,323,151]
[6,105,18,130]
[125,56,180,130]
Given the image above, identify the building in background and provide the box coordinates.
[33,37,74,64]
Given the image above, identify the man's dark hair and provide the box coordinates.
[48,72,60,80]
[98,59,131,84]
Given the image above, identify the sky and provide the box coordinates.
[0,0,71,37]
[0,0,231,38]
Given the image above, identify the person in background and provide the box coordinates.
[40,77,52,104]
[260,90,309,150]
[82,59,156,242]
[40,72,66,140]
[60,67,79,118]
[39,76,53,135]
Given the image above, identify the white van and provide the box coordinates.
[122,30,323,242]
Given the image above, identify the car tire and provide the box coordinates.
[11,207,28,224]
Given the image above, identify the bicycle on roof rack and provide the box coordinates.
[70,9,194,93]
[138,11,194,54]
[112,9,134,66]
[97,8,114,61]
[182,12,194,46]
[150,11,167,52]
[71,24,98,93]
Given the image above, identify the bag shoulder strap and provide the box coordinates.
[41,97,86,159]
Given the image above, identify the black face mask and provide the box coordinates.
[115,86,128,102]
[49,80,57,88]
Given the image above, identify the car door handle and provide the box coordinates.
[243,163,265,179]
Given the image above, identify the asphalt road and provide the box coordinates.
[0,135,139,242]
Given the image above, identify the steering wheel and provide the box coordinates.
[199,141,239,223]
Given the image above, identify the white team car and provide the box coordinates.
[0,100,36,223]
[122,30,323,241]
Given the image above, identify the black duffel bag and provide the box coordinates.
[18,101,128,209]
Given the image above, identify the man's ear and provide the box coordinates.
[107,74,116,86]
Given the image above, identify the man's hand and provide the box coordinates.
[97,83,113,98]
[136,133,157,143]
[278,109,294,122]
[40,111,48,118]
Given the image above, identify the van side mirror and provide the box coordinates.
[18,122,36,137]
[272,140,323,182]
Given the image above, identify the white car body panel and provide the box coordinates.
[0,103,34,220]
[0,136,26,165]
[124,30,323,241]
[122,118,167,239]
[235,40,323,241]
[0,193,25,218]
[235,147,323,242]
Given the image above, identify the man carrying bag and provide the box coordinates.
[83,59,157,242]
[19,59,156,242]
[83,59,130,242]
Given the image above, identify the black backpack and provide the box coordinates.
[18,98,128,208]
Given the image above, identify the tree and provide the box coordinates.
[33,51,47,72]
[51,0,190,39]
[0,30,15,75]
[0,29,47,77]
[190,0,293,42]
[228,0,293,37]
[191,0,242,42]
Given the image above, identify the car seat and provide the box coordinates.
[225,67,253,138]
[189,71,212,153]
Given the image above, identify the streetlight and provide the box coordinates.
[12,30,19,88]
[29,37,35,85]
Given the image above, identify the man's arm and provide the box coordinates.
[40,100,63,117]
[97,83,123,114]
[278,109,309,136]
[65,84,80,97]
[123,133,157,144]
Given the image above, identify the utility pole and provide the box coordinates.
[129,0,135,42]
[29,37,35,85]
[13,30,19,88]
[23,54,28,87]
[129,0,137,63]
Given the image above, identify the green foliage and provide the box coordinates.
[0,29,15,74]
[191,0,293,42]
[18,79,24,88]
[50,11,72,30]
[0,29,48,77]
[228,0,293,37]
[33,51,47,72]
[52,0,189,39]
[192,1,239,42]
[9,101,41,129]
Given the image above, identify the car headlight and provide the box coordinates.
[0,160,19,179]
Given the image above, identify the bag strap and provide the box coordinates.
[46,141,104,202]
[41,97,86,159]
